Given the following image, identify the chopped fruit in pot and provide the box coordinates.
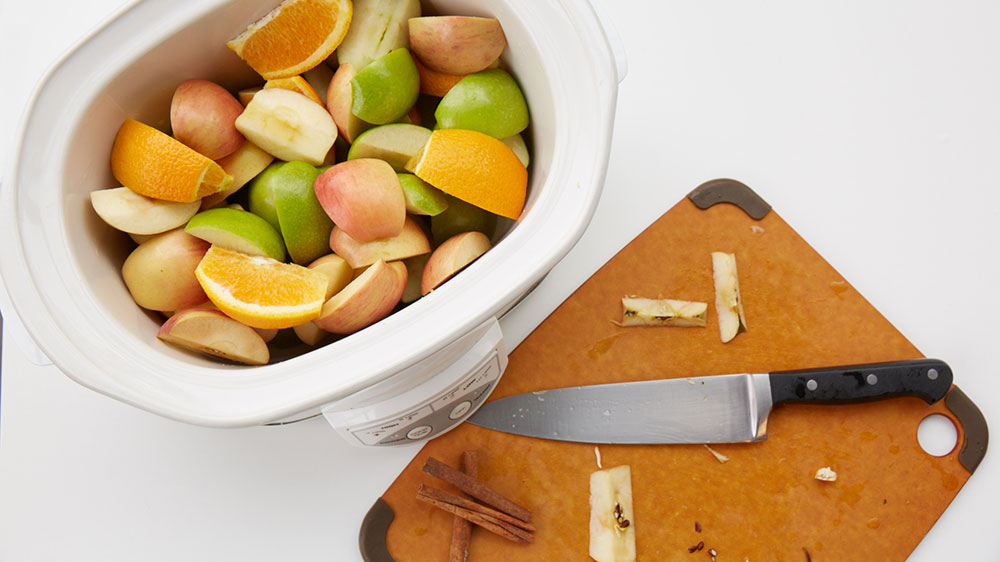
[95,0,535,364]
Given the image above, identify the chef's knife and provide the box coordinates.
[468,359,953,444]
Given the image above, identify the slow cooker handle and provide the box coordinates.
[584,0,629,84]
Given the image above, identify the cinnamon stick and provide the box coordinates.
[416,488,534,545]
[420,485,536,533]
[449,451,479,562]
[422,457,532,523]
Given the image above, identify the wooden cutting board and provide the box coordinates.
[360,180,988,562]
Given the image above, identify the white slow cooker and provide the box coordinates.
[0,0,626,446]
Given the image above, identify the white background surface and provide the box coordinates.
[1,0,997,560]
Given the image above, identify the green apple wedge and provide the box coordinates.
[351,49,420,125]
[336,0,421,72]
[247,162,283,232]
[184,208,286,261]
[435,69,529,139]
[397,173,447,216]
[271,161,336,265]
[431,194,497,246]
[502,134,530,167]
[347,123,431,171]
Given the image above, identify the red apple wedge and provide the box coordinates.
[314,158,406,243]
[329,216,430,268]
[158,308,269,365]
[170,79,246,159]
[315,259,407,335]
[122,230,210,311]
[421,231,491,295]
[408,17,506,75]
[326,63,373,143]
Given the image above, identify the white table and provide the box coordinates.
[2,0,997,559]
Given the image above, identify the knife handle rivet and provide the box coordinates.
[806,379,818,391]
[866,373,878,385]
[927,368,939,380]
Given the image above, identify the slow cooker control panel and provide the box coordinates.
[350,354,501,446]
[322,318,508,447]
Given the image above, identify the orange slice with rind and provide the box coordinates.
[195,245,329,329]
[407,128,527,219]
[227,0,353,80]
[110,119,233,203]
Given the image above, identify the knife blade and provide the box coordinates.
[467,358,953,444]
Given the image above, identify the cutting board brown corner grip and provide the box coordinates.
[362,179,989,562]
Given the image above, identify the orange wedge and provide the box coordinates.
[407,129,528,219]
[111,119,233,203]
[264,75,324,105]
[227,0,353,80]
[195,246,329,329]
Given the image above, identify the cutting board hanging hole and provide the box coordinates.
[918,414,959,457]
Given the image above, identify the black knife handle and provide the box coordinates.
[769,358,953,405]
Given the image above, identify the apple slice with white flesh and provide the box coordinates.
[336,0,421,72]
[91,187,200,235]
[308,253,354,299]
[314,259,407,335]
[347,123,431,172]
[421,231,491,296]
[158,308,269,366]
[314,158,406,243]
[330,215,431,269]
[200,141,275,210]
[408,16,506,75]
[619,297,707,327]
[235,88,337,166]
[589,465,636,562]
[711,251,748,343]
